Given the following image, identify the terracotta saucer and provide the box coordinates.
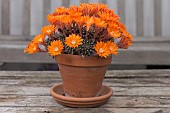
[50,83,113,108]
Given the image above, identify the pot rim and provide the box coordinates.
[55,54,112,67]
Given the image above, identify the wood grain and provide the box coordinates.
[2,85,170,96]
[1,95,170,108]
[0,107,169,113]
[0,0,2,34]
[117,0,125,24]
[0,0,170,37]
[80,0,89,3]
[1,0,10,35]
[1,71,170,112]
[43,0,51,26]
[154,0,162,36]
[62,0,70,7]
[98,0,107,4]
[136,0,144,36]
[0,69,170,77]
[1,69,170,87]
[22,0,30,36]
[1,38,170,64]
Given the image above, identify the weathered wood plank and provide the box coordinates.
[70,0,80,6]
[136,0,144,36]
[125,0,136,36]
[144,0,154,36]
[0,107,169,113]
[51,0,62,12]
[30,0,43,36]
[1,70,170,87]
[22,0,30,36]
[1,77,170,87]
[0,0,2,34]
[43,0,51,26]
[89,0,98,3]
[62,0,70,7]
[1,37,170,64]
[0,35,32,41]
[162,0,170,36]
[10,0,23,35]
[0,69,170,78]
[1,85,170,96]
[1,95,170,108]
[1,0,10,35]
[154,0,162,36]
[1,35,170,42]
[80,0,88,3]
[98,0,107,4]
[107,0,118,14]
[117,0,125,24]
[0,70,170,112]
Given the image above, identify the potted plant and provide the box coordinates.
[24,3,133,107]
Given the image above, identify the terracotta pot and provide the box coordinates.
[56,54,112,98]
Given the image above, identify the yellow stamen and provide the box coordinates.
[99,48,104,53]
[110,47,113,51]
[54,47,59,52]
[71,40,76,45]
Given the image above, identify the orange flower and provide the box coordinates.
[94,41,110,58]
[69,6,81,12]
[97,3,108,11]
[24,42,40,54]
[107,27,121,38]
[65,34,83,48]
[54,7,69,16]
[86,17,95,30]
[98,12,119,22]
[60,15,72,25]
[69,11,82,22]
[117,37,132,49]
[78,16,90,25]
[93,17,107,28]
[106,41,118,55]
[42,25,55,35]
[47,14,57,24]
[48,40,64,56]
[33,34,45,44]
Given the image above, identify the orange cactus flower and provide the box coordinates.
[78,16,90,25]
[86,17,95,30]
[93,17,107,28]
[54,7,69,16]
[117,37,132,49]
[47,14,58,24]
[69,11,82,22]
[48,40,64,56]
[65,34,83,48]
[98,12,119,22]
[42,25,55,35]
[94,41,110,58]
[24,42,40,54]
[106,41,118,55]
[60,15,72,25]
[33,34,45,44]
[107,27,121,38]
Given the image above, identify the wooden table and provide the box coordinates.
[1,70,170,113]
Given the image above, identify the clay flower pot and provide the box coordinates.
[56,54,112,98]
